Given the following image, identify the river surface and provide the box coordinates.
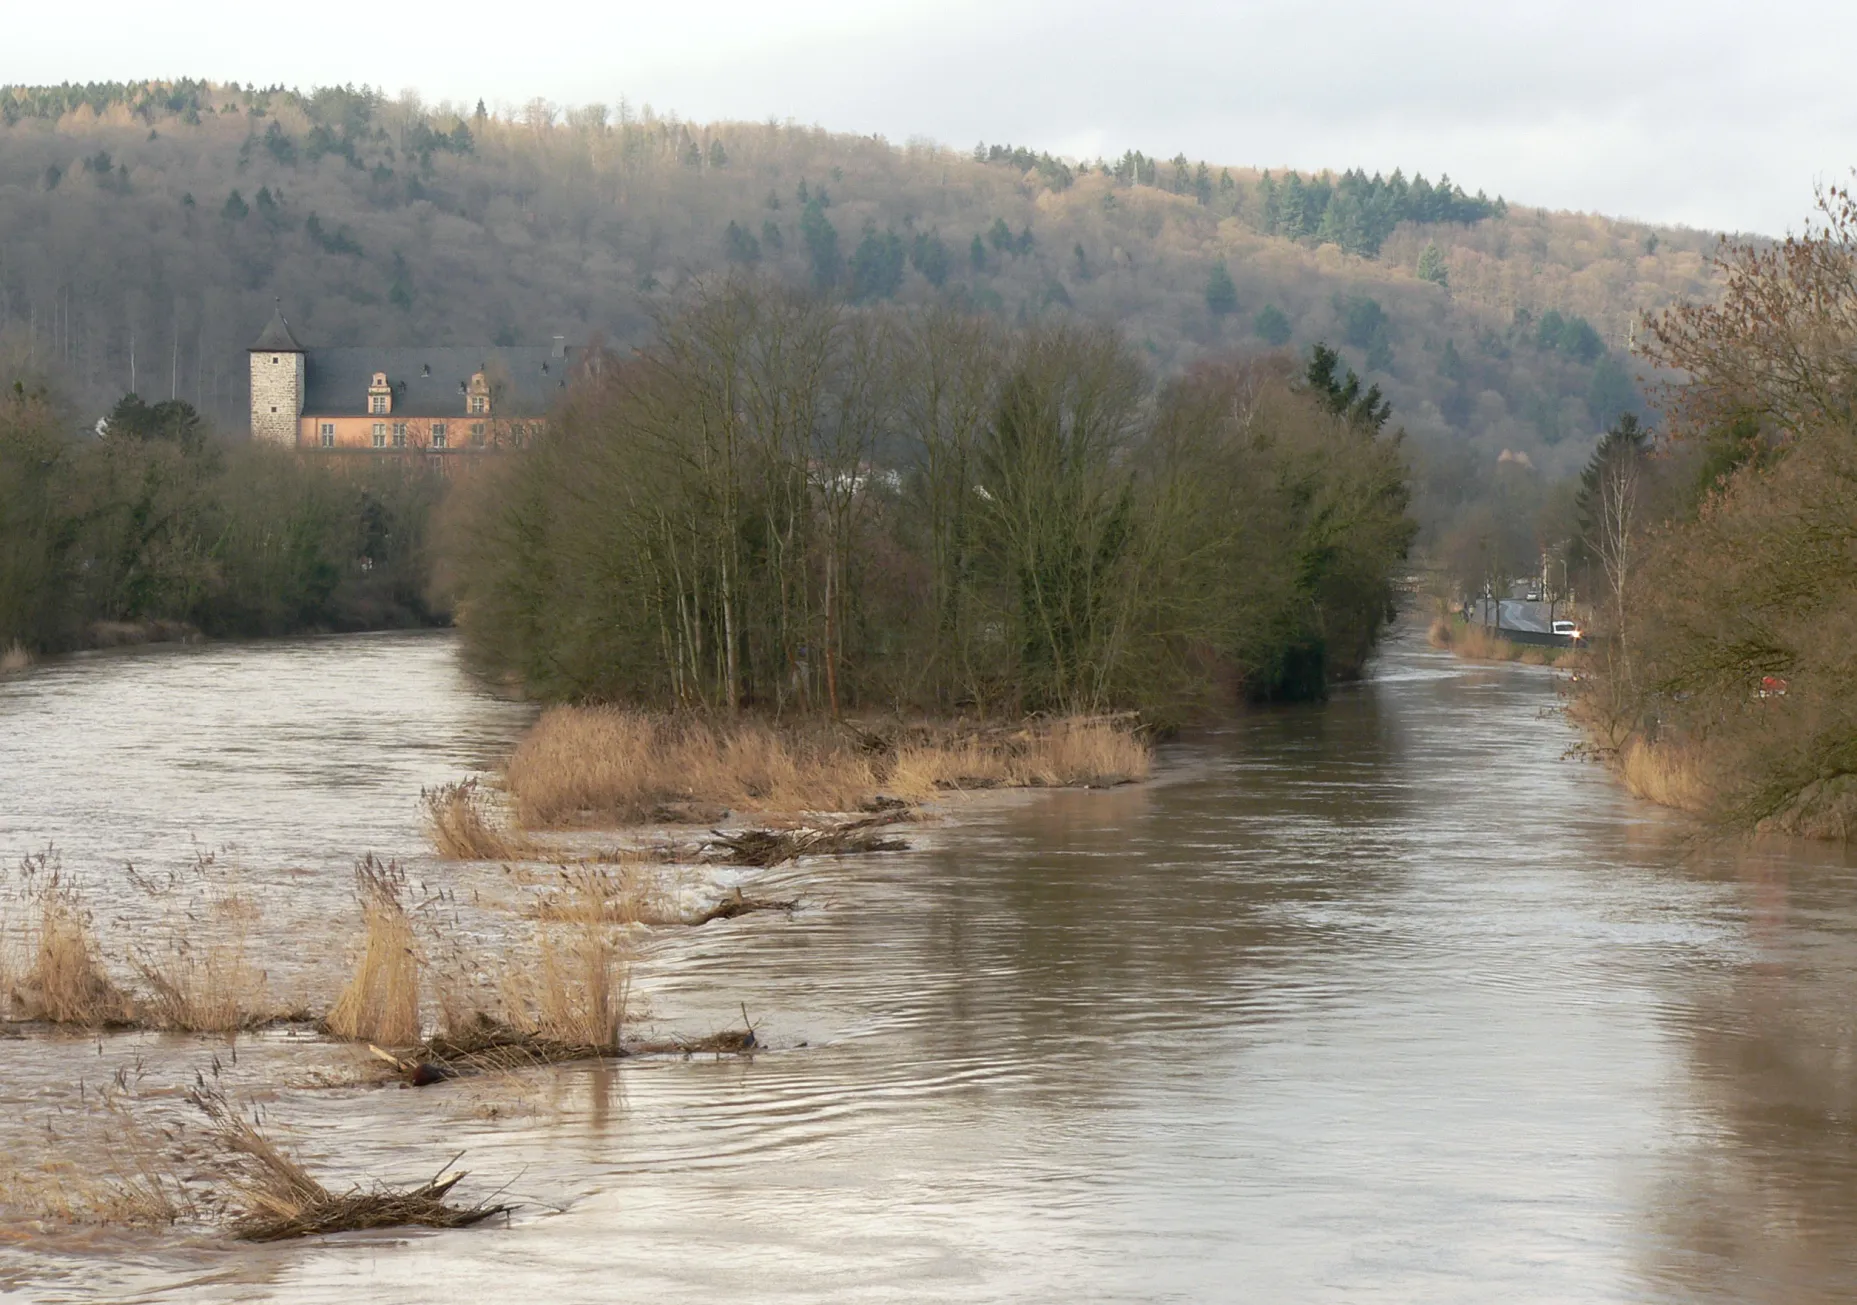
[3,625,1856,1303]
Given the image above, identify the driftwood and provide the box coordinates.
[190,1085,511,1240]
[705,810,912,868]
[370,1013,760,1084]
[687,887,798,924]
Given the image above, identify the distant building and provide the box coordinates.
[247,305,576,452]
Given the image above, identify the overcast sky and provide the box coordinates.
[10,0,1849,235]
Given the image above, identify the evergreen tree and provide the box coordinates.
[910,230,950,287]
[1416,242,1448,287]
[221,189,248,221]
[799,200,842,290]
[988,217,1014,254]
[1205,260,1238,316]
[1304,343,1392,433]
[761,219,784,253]
[1254,304,1292,347]
[724,219,762,265]
[970,233,987,272]
[849,228,905,301]
[708,139,728,168]
[1574,413,1650,565]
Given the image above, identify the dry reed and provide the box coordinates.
[505,707,1152,828]
[1428,616,1570,667]
[422,778,536,860]
[1618,737,1711,813]
[5,852,131,1026]
[505,708,875,827]
[493,866,629,1052]
[886,716,1151,796]
[325,856,422,1046]
[0,642,31,673]
[0,1120,189,1226]
[189,1086,508,1240]
[127,857,271,1033]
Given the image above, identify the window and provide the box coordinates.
[369,394,389,415]
[468,395,488,414]
[470,422,485,443]
[319,423,335,448]
[431,423,447,449]
[372,422,387,448]
[392,422,407,448]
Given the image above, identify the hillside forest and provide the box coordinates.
[0,80,1727,580]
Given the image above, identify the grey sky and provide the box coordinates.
[11,0,1848,235]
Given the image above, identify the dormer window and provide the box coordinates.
[367,370,392,416]
[466,369,491,415]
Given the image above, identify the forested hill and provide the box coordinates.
[0,79,1723,547]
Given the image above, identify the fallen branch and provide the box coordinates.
[190,1085,510,1240]
[705,811,912,867]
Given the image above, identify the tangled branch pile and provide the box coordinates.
[190,1086,508,1240]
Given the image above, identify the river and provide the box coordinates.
[2,624,1855,1303]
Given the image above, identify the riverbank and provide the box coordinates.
[1569,687,1857,841]
[1426,614,1577,667]
[0,654,1157,1240]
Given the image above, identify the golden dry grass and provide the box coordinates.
[423,778,536,860]
[188,1085,507,1240]
[128,861,271,1033]
[0,1095,189,1226]
[325,857,422,1046]
[0,642,31,673]
[1618,737,1711,813]
[502,866,629,1050]
[5,854,131,1026]
[886,717,1151,797]
[506,708,876,827]
[505,707,1153,828]
[1428,616,1571,666]
[528,853,676,926]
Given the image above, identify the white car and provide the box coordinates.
[1552,620,1582,640]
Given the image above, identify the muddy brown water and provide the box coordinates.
[3,625,1857,1303]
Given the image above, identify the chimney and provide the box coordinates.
[551,335,566,360]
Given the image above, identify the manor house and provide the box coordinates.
[248,306,576,452]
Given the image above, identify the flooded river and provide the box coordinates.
[3,625,1857,1302]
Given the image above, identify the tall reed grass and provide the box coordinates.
[505,708,876,827]
[504,707,1153,827]
[501,867,629,1050]
[128,856,270,1033]
[325,857,422,1046]
[1428,616,1568,666]
[422,778,535,860]
[4,852,131,1026]
[1618,737,1711,813]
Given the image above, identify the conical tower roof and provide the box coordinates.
[249,302,304,353]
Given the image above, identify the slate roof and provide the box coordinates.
[300,347,579,418]
[249,306,304,353]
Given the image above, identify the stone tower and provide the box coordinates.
[248,304,305,445]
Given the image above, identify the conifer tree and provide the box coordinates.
[1205,260,1238,316]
